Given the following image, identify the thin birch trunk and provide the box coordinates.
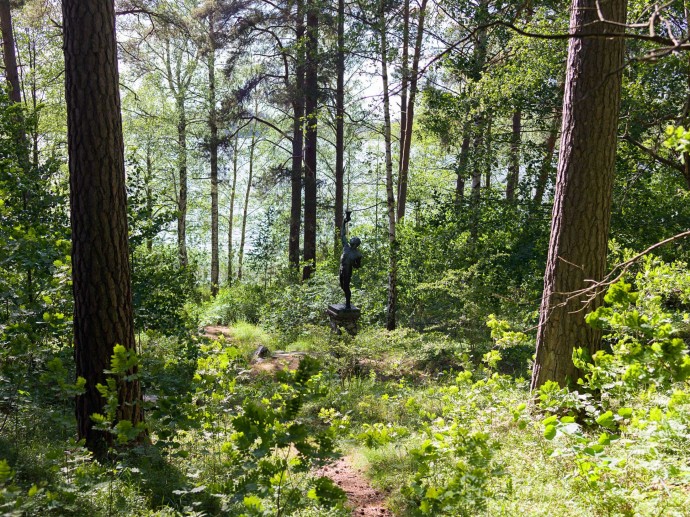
[380,0,397,331]
[227,133,239,284]
[238,120,257,282]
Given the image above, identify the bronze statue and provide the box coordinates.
[339,211,362,309]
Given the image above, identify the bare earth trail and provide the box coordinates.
[317,456,392,516]
[203,326,393,515]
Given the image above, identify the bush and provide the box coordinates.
[131,245,196,334]
[198,283,267,326]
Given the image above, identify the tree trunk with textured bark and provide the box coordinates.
[531,0,626,390]
[455,134,470,204]
[208,18,219,296]
[62,0,143,455]
[289,0,305,271]
[506,109,521,201]
[0,0,21,104]
[176,91,188,268]
[302,0,318,280]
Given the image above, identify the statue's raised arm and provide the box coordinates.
[341,211,351,248]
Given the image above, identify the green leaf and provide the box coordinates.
[243,495,263,511]
[0,459,13,483]
[542,415,558,426]
[90,413,107,424]
[617,407,633,418]
[596,411,616,429]
[543,424,557,440]
[425,486,440,499]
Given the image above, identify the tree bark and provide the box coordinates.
[533,116,559,205]
[455,134,470,204]
[62,0,143,455]
[145,144,154,251]
[162,39,196,269]
[289,0,305,271]
[29,35,38,167]
[397,0,427,222]
[208,18,219,296]
[380,0,397,330]
[484,116,492,189]
[506,109,521,201]
[302,0,318,280]
[238,121,257,282]
[468,18,487,239]
[334,0,345,255]
[0,0,21,104]
[470,127,483,240]
[532,0,627,390]
[228,132,239,284]
[176,90,188,268]
[397,0,409,177]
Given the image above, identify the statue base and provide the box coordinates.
[326,304,361,336]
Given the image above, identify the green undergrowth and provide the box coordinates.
[2,258,690,515]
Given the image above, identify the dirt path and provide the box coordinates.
[204,326,392,514]
[317,456,392,516]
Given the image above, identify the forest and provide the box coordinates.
[1,0,690,515]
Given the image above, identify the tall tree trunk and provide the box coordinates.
[176,91,188,268]
[467,18,487,238]
[471,130,483,202]
[380,0,396,331]
[398,0,409,175]
[397,0,428,222]
[485,117,492,189]
[533,116,559,205]
[0,0,21,104]
[227,132,239,284]
[0,0,27,162]
[238,122,257,282]
[469,128,483,241]
[506,109,521,201]
[208,21,219,296]
[29,35,38,166]
[145,144,154,251]
[62,0,143,456]
[163,39,196,268]
[683,25,690,190]
[455,134,470,204]
[302,0,318,280]
[334,0,345,255]
[289,0,305,270]
[531,0,626,390]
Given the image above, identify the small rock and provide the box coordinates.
[252,345,270,362]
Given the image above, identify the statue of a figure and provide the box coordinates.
[339,211,362,309]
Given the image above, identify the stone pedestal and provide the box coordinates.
[327,304,361,336]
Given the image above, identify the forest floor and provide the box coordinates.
[204,324,393,515]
